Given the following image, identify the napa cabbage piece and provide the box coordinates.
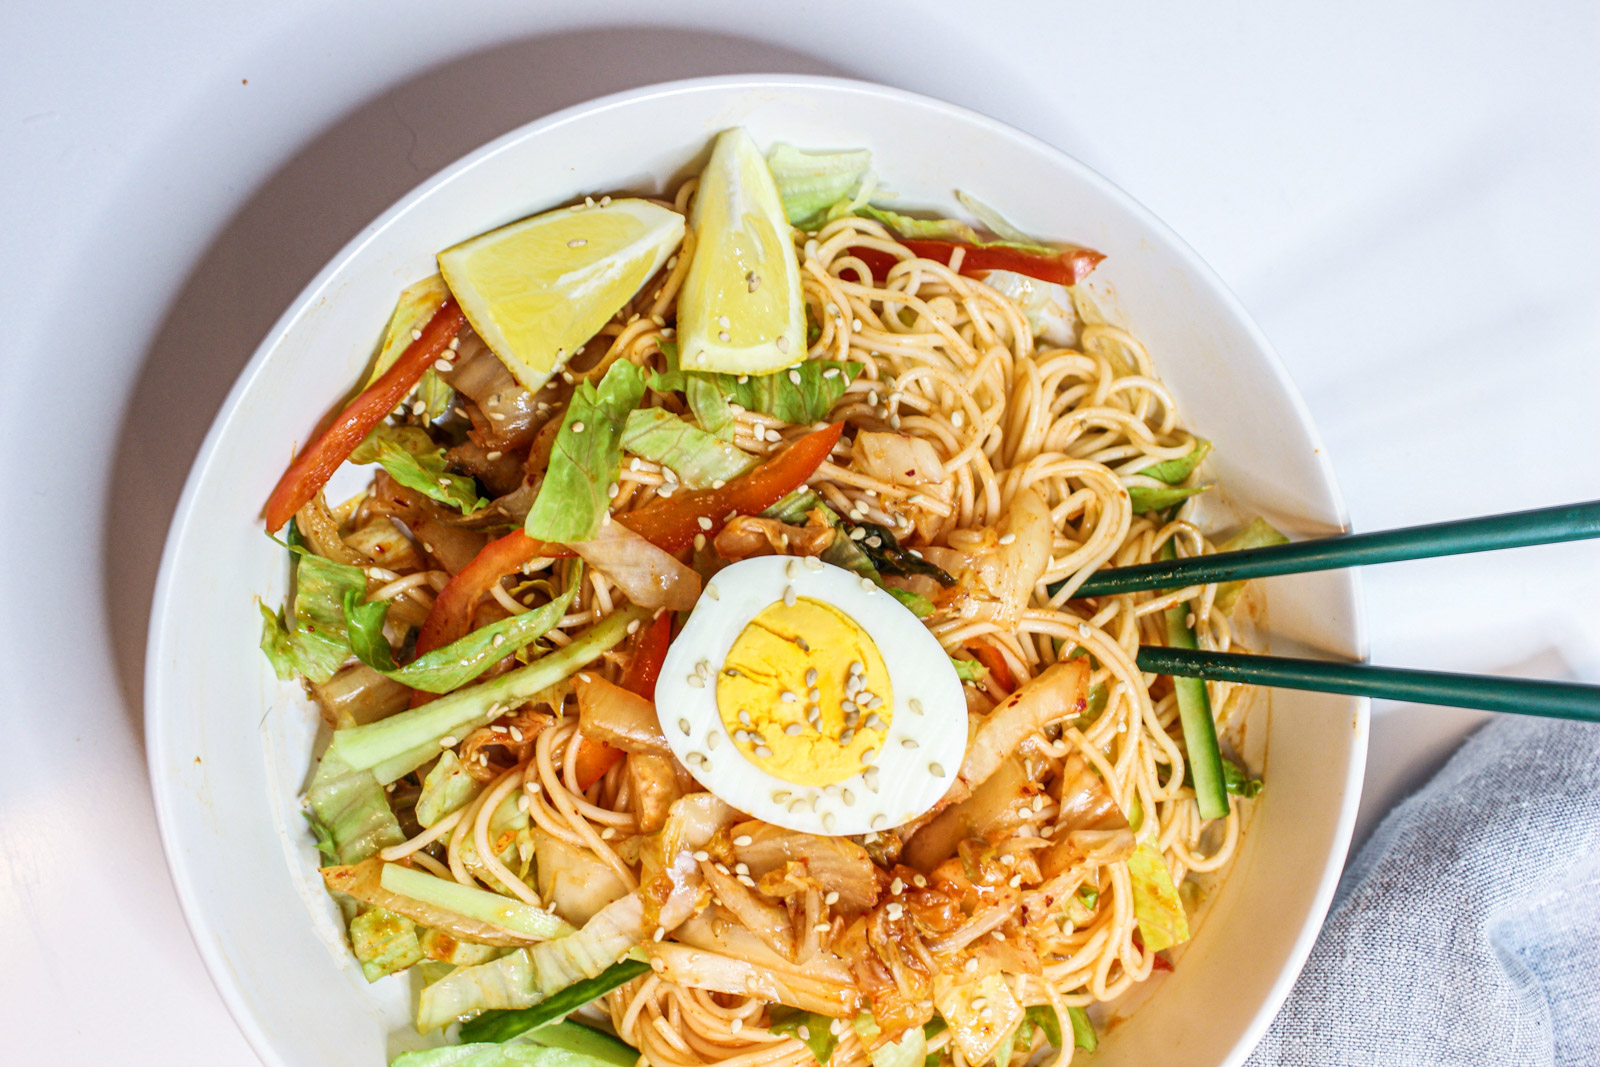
[343,568,578,692]
[1213,516,1290,614]
[854,1017,927,1067]
[348,906,424,982]
[766,143,874,230]
[620,406,757,487]
[323,858,560,948]
[365,273,456,421]
[326,606,647,785]
[416,750,484,828]
[1126,439,1212,514]
[351,423,486,515]
[525,360,645,542]
[391,1041,633,1067]
[259,545,367,685]
[1127,841,1191,952]
[931,973,1022,1065]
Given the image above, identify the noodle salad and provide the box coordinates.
[259,129,1274,1067]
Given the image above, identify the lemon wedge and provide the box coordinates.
[438,198,685,393]
[678,128,806,375]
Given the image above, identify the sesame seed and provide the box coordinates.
[706,583,720,601]
[929,761,946,777]
[813,921,831,933]
[510,727,523,742]
[517,794,531,813]
[492,633,507,648]
[786,558,801,580]
[909,698,924,715]
[869,391,879,406]
[1078,623,1092,638]
[687,675,705,688]
[853,318,863,331]
[783,585,797,607]
[1000,853,1016,867]
[568,238,587,248]
[863,766,880,791]
[773,791,791,804]
[861,747,876,765]
[824,891,840,906]
[718,331,731,343]
[798,1025,811,1041]
[746,272,762,292]
[789,369,802,385]
[841,789,854,806]
[653,925,665,941]
[789,798,808,813]
[626,618,641,634]
[860,578,875,592]
[410,328,423,341]
[866,536,882,549]
[952,410,965,427]
[738,710,752,726]
[693,533,706,551]
[601,827,617,839]
[780,691,798,703]
[697,516,713,531]
[972,996,988,1012]
[433,358,453,372]
[730,1018,743,1034]
[411,400,427,416]
[805,668,819,686]
[804,556,824,571]
[785,723,802,736]
[486,450,503,461]
[796,637,810,651]
[901,738,919,750]
[808,688,821,702]
[822,812,836,832]
[607,483,620,499]
[886,902,903,920]
[839,728,855,745]
[571,421,585,434]
[872,814,887,829]
[439,736,457,748]
[712,479,726,489]
[679,718,691,735]
[755,746,773,758]
[1009,874,1023,888]
[776,336,791,353]
[998,532,1017,546]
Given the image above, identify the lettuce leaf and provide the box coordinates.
[305,749,405,867]
[1127,439,1212,514]
[525,361,646,542]
[1213,516,1290,614]
[648,344,861,427]
[768,1009,838,1064]
[391,1042,628,1067]
[326,606,648,785]
[765,143,873,230]
[348,906,424,982]
[457,960,651,1044]
[1127,841,1191,952]
[416,749,483,828]
[259,546,368,684]
[342,569,579,693]
[948,656,982,683]
[887,588,934,618]
[351,424,486,515]
[856,205,979,243]
[620,407,757,488]
[951,191,1056,254]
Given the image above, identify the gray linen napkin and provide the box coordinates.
[1247,715,1600,1067]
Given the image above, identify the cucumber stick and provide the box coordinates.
[1158,540,1228,820]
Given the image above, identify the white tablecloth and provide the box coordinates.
[3,1,1596,1060]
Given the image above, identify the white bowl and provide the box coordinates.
[147,74,1367,1067]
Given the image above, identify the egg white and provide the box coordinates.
[656,556,966,835]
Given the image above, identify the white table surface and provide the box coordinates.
[3,1,1596,1059]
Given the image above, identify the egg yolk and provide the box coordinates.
[715,597,893,786]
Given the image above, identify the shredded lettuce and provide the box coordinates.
[351,424,486,515]
[417,750,484,828]
[1213,516,1290,614]
[348,906,424,982]
[417,893,651,1032]
[343,569,579,693]
[380,863,572,941]
[620,407,757,488]
[949,656,983,683]
[649,342,861,427]
[525,361,645,542]
[867,1024,927,1067]
[887,587,934,618]
[305,749,405,866]
[260,544,367,684]
[1127,439,1212,514]
[765,143,873,230]
[856,204,979,243]
[392,1042,630,1067]
[1127,841,1191,952]
[951,191,1055,253]
[326,606,647,785]
[768,1009,838,1064]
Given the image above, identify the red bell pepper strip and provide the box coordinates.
[968,643,1017,697]
[572,610,673,789]
[411,529,571,660]
[264,299,467,532]
[846,240,1104,288]
[617,422,844,552]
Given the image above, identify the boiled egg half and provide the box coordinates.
[656,556,966,835]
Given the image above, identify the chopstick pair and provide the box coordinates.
[1064,500,1600,721]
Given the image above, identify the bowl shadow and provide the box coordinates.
[105,27,854,749]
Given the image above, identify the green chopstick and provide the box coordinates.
[1137,646,1600,722]
[1062,499,1600,598]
